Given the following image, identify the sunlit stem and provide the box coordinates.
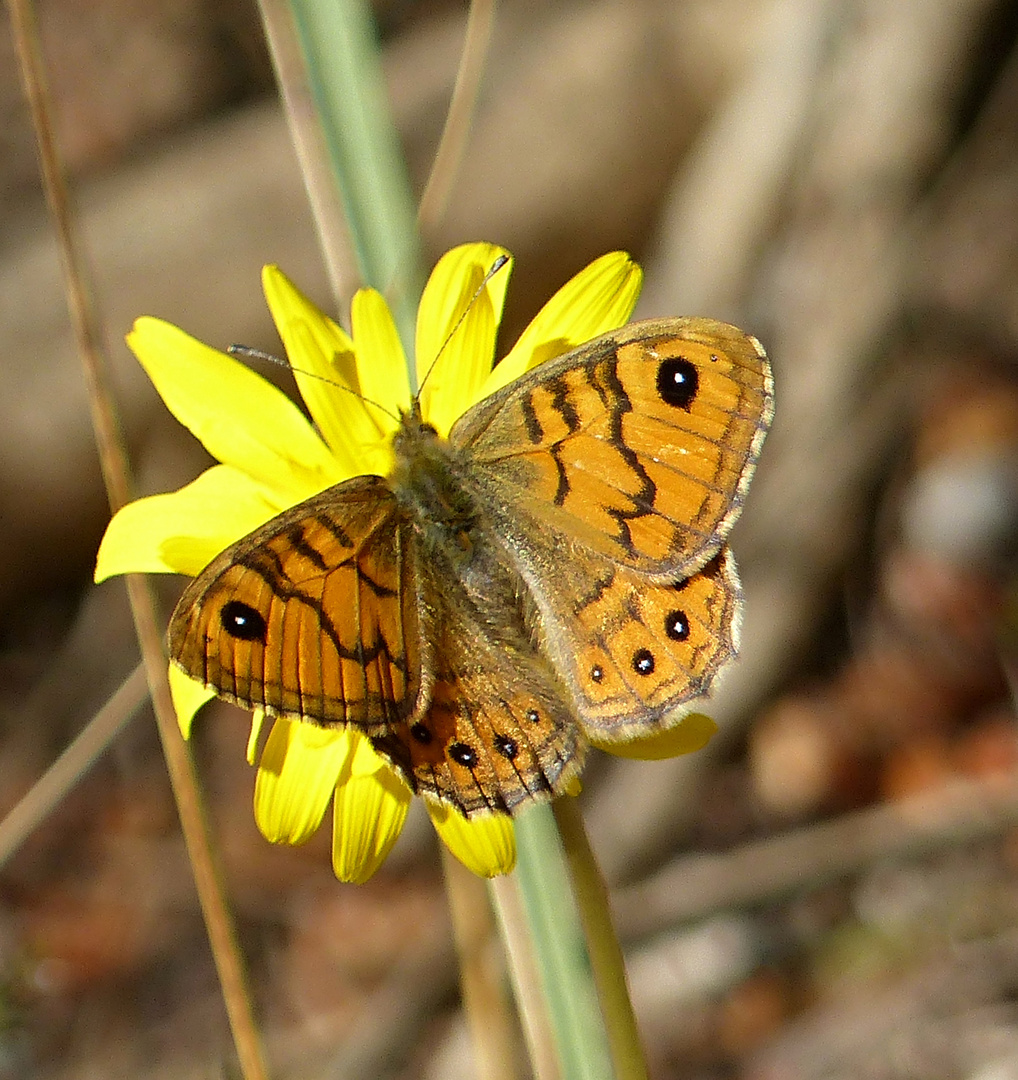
[554,798,648,1080]
[507,802,617,1080]
[283,0,424,353]
[9,1,270,1076]
[442,847,521,1080]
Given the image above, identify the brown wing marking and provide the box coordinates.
[532,547,741,742]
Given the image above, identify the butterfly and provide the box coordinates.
[168,318,773,816]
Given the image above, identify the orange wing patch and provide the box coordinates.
[168,476,421,729]
[456,317,772,578]
[544,549,742,742]
[369,587,581,815]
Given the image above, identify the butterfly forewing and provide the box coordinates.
[168,476,422,729]
[454,318,773,579]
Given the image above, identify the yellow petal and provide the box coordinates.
[482,252,643,396]
[262,265,393,476]
[332,735,412,883]
[94,465,281,581]
[428,802,517,877]
[253,718,351,844]
[590,712,718,760]
[246,710,266,765]
[128,317,343,501]
[416,243,512,433]
[168,664,215,738]
[349,288,412,443]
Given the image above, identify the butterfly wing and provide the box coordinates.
[168,475,422,730]
[452,317,773,579]
[369,542,582,816]
[541,547,741,741]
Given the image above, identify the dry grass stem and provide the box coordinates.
[554,798,647,1080]
[489,873,562,1080]
[417,0,496,235]
[441,847,520,1080]
[7,2,270,1076]
[256,0,361,317]
[0,661,148,870]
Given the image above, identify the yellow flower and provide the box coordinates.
[95,242,711,881]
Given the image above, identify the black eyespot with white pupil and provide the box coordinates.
[590,664,605,684]
[666,610,690,641]
[633,648,655,675]
[220,600,267,642]
[526,708,541,724]
[656,357,699,410]
[494,735,518,760]
[410,723,432,744]
[448,742,477,767]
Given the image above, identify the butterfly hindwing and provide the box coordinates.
[369,559,582,815]
[549,548,741,740]
[168,475,422,729]
[454,318,773,579]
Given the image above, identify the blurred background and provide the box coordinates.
[4,0,1018,1076]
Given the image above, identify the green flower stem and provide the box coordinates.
[510,803,617,1080]
[258,7,640,1078]
[553,798,648,1080]
[284,0,424,354]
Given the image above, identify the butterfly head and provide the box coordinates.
[393,398,440,451]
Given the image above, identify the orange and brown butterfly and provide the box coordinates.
[95,243,772,878]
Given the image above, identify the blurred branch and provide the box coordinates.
[417,0,496,235]
[615,773,1018,940]
[0,661,148,869]
[591,0,999,882]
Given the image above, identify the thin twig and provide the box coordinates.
[614,773,1018,940]
[0,661,148,869]
[6,3,270,1077]
[257,0,361,317]
[417,0,497,234]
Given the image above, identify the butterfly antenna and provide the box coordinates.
[227,343,400,424]
[416,254,510,401]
